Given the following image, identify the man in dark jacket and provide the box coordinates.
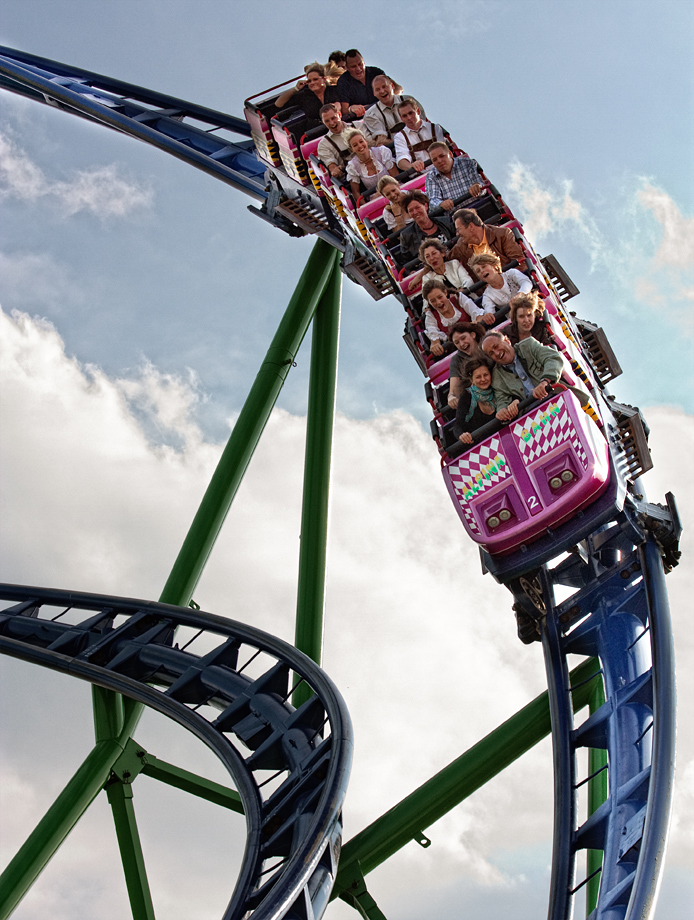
[398,191,454,262]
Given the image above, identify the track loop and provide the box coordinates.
[0,585,353,920]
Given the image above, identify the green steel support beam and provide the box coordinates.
[585,674,608,916]
[294,261,342,706]
[105,780,156,920]
[0,242,339,918]
[141,755,244,814]
[333,658,602,898]
[0,689,141,920]
[110,737,245,814]
[338,861,389,920]
[159,239,340,608]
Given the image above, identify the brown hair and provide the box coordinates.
[402,190,430,213]
[428,141,450,156]
[509,290,543,322]
[422,279,449,301]
[464,357,493,378]
[319,102,340,118]
[397,96,420,113]
[450,322,487,341]
[452,208,483,227]
[304,63,325,78]
[418,238,447,263]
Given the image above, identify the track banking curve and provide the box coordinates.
[0,46,681,920]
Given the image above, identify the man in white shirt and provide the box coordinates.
[363,76,426,147]
[316,104,360,179]
[393,98,445,173]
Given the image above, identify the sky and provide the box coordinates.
[0,1,692,918]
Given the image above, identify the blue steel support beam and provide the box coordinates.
[0,46,251,135]
[0,51,267,202]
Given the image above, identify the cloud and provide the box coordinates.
[633,183,694,307]
[0,308,692,917]
[0,130,153,218]
[410,0,494,41]
[506,160,603,263]
[505,163,694,336]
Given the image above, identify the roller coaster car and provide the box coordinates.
[442,388,610,557]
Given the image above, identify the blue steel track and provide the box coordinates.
[0,46,680,920]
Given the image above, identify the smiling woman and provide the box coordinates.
[274,63,341,129]
[345,129,398,198]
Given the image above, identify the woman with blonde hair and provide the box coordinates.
[376,176,412,231]
[345,129,399,199]
[467,251,533,325]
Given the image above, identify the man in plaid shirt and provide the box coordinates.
[425,143,482,210]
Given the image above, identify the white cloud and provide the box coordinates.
[506,160,603,262]
[634,183,694,307]
[0,130,153,218]
[506,164,694,333]
[637,184,694,268]
[410,0,494,41]
[0,308,692,918]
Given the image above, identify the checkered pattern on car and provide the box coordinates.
[459,502,481,534]
[512,402,588,468]
[446,438,510,504]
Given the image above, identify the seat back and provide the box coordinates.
[245,104,282,168]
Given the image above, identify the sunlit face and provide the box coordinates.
[382,183,401,203]
[452,330,477,354]
[406,200,429,224]
[454,219,480,243]
[430,147,453,175]
[372,77,394,103]
[321,107,342,131]
[482,336,515,365]
[515,306,536,334]
[306,71,326,93]
[426,288,451,313]
[473,261,500,283]
[471,365,492,389]
[399,104,421,130]
[349,134,370,159]
[346,54,365,78]
[423,246,445,271]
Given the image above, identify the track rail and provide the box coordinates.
[0,585,353,920]
[538,510,676,920]
[0,47,268,202]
